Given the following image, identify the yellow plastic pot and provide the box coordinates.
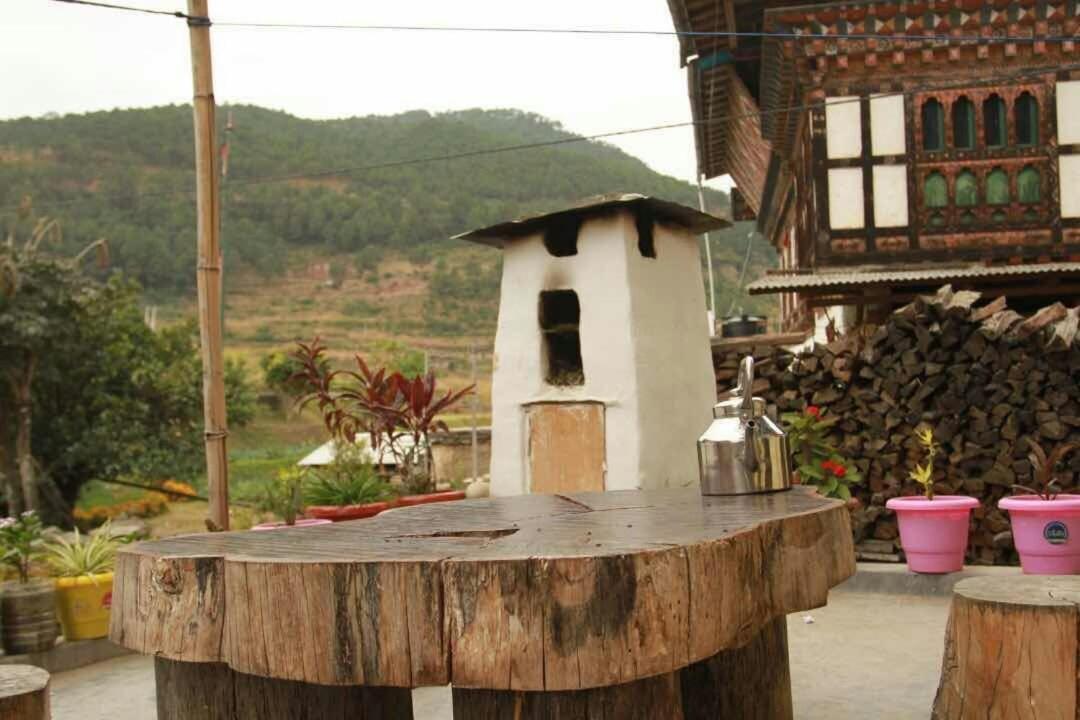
[54,573,114,641]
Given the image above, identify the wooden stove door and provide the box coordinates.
[526,402,606,494]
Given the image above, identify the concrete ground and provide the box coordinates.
[50,590,950,719]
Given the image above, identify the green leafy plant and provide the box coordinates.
[293,337,473,495]
[782,406,863,501]
[258,468,305,526]
[304,447,393,507]
[43,521,127,578]
[1012,439,1079,501]
[0,511,45,583]
[909,427,939,500]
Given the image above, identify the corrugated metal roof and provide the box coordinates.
[747,263,1080,294]
[452,193,730,248]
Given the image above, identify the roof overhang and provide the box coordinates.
[452,193,731,248]
[748,262,1080,295]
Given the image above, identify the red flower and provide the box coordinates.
[806,406,821,418]
[832,464,847,478]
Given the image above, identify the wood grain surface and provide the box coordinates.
[932,575,1080,720]
[111,486,854,691]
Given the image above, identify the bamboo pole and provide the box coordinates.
[187,0,229,530]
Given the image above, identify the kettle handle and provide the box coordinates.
[738,356,755,413]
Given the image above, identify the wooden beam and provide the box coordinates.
[187,0,230,530]
[722,0,738,49]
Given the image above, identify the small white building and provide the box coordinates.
[454,193,729,496]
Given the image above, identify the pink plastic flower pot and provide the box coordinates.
[999,494,1080,575]
[305,502,391,522]
[886,495,978,574]
[395,490,466,508]
[251,518,333,531]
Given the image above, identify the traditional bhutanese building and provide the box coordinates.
[668,0,1080,333]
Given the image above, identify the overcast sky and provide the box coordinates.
[3,0,731,192]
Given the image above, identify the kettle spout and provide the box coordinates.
[742,420,759,475]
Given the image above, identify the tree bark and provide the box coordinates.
[155,658,413,720]
[451,616,793,720]
[679,616,792,720]
[932,576,1080,720]
[0,664,50,720]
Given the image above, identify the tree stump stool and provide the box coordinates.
[0,665,50,720]
[110,486,854,719]
[933,576,1080,720]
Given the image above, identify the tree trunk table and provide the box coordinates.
[932,576,1080,720]
[109,486,854,719]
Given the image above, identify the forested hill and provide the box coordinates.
[0,105,774,297]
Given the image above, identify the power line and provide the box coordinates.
[51,0,190,20]
[49,0,1080,44]
[8,62,1080,214]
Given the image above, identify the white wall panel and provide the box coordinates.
[870,94,906,156]
[826,97,863,159]
[873,165,909,227]
[828,168,865,229]
[1060,155,1080,217]
[1057,81,1080,145]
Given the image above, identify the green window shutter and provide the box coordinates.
[1016,94,1039,146]
[986,169,1009,205]
[984,95,1007,148]
[924,173,948,208]
[922,100,945,151]
[953,99,976,149]
[1018,167,1041,204]
[955,171,978,207]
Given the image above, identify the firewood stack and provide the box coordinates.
[712,285,1080,565]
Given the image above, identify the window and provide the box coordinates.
[539,290,583,386]
[1018,166,1041,204]
[986,168,1010,205]
[924,172,948,208]
[925,172,947,227]
[953,97,976,149]
[922,99,945,151]
[984,95,1007,148]
[1016,93,1039,146]
[955,171,978,207]
[543,215,581,257]
[635,206,656,258]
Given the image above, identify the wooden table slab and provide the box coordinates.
[110,487,854,719]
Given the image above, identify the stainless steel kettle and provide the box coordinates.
[697,356,792,495]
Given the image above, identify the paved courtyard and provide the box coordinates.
[51,591,950,720]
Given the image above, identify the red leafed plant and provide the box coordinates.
[292,338,474,494]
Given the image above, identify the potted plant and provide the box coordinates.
[999,439,1080,574]
[252,468,332,531]
[886,428,978,573]
[304,446,396,522]
[0,511,58,654]
[43,521,125,641]
[293,338,472,505]
[782,405,863,502]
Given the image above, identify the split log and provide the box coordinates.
[155,658,412,720]
[0,665,49,720]
[713,286,1080,565]
[932,576,1080,720]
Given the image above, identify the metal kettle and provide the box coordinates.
[697,356,792,496]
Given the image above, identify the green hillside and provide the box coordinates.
[0,105,776,330]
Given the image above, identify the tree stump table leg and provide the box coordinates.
[679,616,793,720]
[932,576,1080,720]
[155,658,414,720]
[0,665,50,720]
[452,617,792,720]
